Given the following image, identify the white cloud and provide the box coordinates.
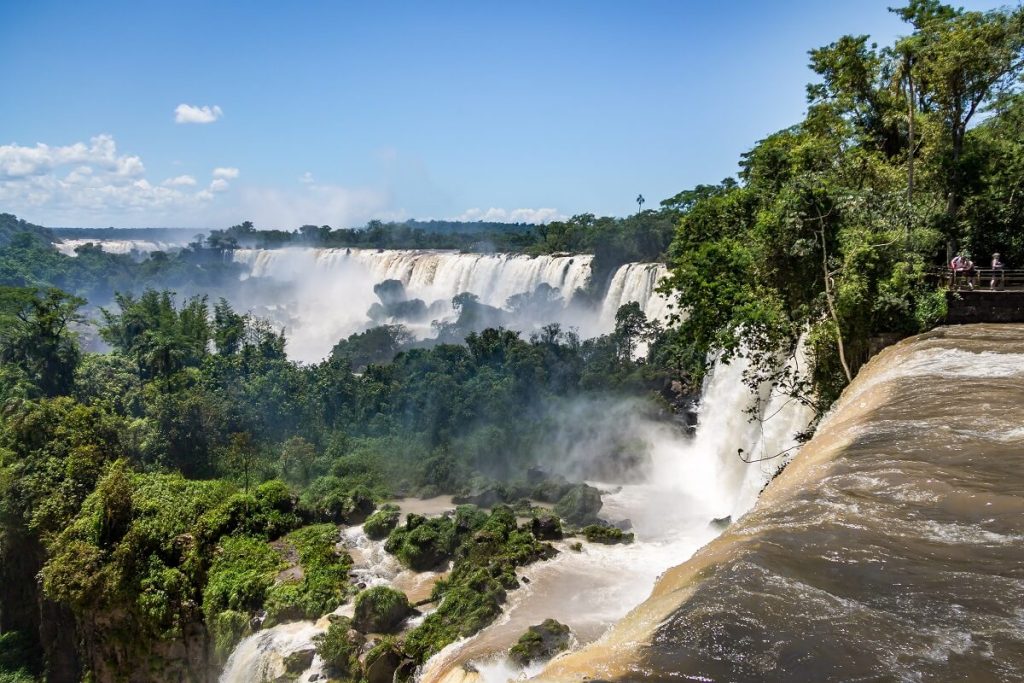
[1,134,144,180]
[456,207,564,224]
[209,178,230,193]
[299,171,315,184]
[0,134,221,225]
[212,166,239,179]
[174,103,223,124]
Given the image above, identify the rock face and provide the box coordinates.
[352,586,412,634]
[553,484,602,527]
[508,619,573,666]
[283,647,315,674]
[530,514,563,541]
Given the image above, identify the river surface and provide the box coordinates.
[539,324,1024,682]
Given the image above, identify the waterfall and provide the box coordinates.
[54,238,185,256]
[219,621,326,683]
[599,262,673,327]
[233,247,595,310]
[231,248,673,361]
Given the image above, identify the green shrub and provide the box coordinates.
[202,535,283,654]
[314,618,361,677]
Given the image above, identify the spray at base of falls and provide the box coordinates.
[231,248,672,362]
[416,349,814,683]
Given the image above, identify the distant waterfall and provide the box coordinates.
[233,248,595,311]
[231,248,674,361]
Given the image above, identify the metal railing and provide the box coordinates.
[944,268,1024,291]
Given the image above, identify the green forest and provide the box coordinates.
[1,2,1023,681]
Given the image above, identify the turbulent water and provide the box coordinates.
[232,247,671,361]
[539,324,1024,682]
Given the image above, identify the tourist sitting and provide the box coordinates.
[950,253,976,290]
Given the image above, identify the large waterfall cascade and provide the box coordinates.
[231,247,673,361]
[52,240,674,362]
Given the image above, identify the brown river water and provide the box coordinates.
[538,324,1024,682]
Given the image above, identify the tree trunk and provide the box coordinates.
[817,226,853,384]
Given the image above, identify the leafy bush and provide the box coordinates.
[314,618,361,678]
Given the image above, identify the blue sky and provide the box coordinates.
[0,0,1006,228]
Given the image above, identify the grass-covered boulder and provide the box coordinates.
[352,586,412,634]
[581,524,634,545]
[263,524,352,625]
[508,619,572,666]
[553,483,602,527]
[384,514,457,570]
[363,504,401,539]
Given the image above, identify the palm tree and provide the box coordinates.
[636,194,645,214]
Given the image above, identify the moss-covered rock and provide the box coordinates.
[530,474,574,504]
[508,619,572,666]
[363,504,401,540]
[352,586,412,634]
[581,524,633,545]
[363,637,404,683]
[553,484,602,526]
[384,514,457,570]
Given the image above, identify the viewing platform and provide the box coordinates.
[943,268,1024,324]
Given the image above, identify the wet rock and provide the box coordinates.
[526,466,548,486]
[530,475,574,503]
[284,647,315,674]
[453,486,504,508]
[553,483,603,526]
[364,646,402,683]
[613,518,633,531]
[508,618,573,666]
[530,514,563,540]
[710,515,731,530]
